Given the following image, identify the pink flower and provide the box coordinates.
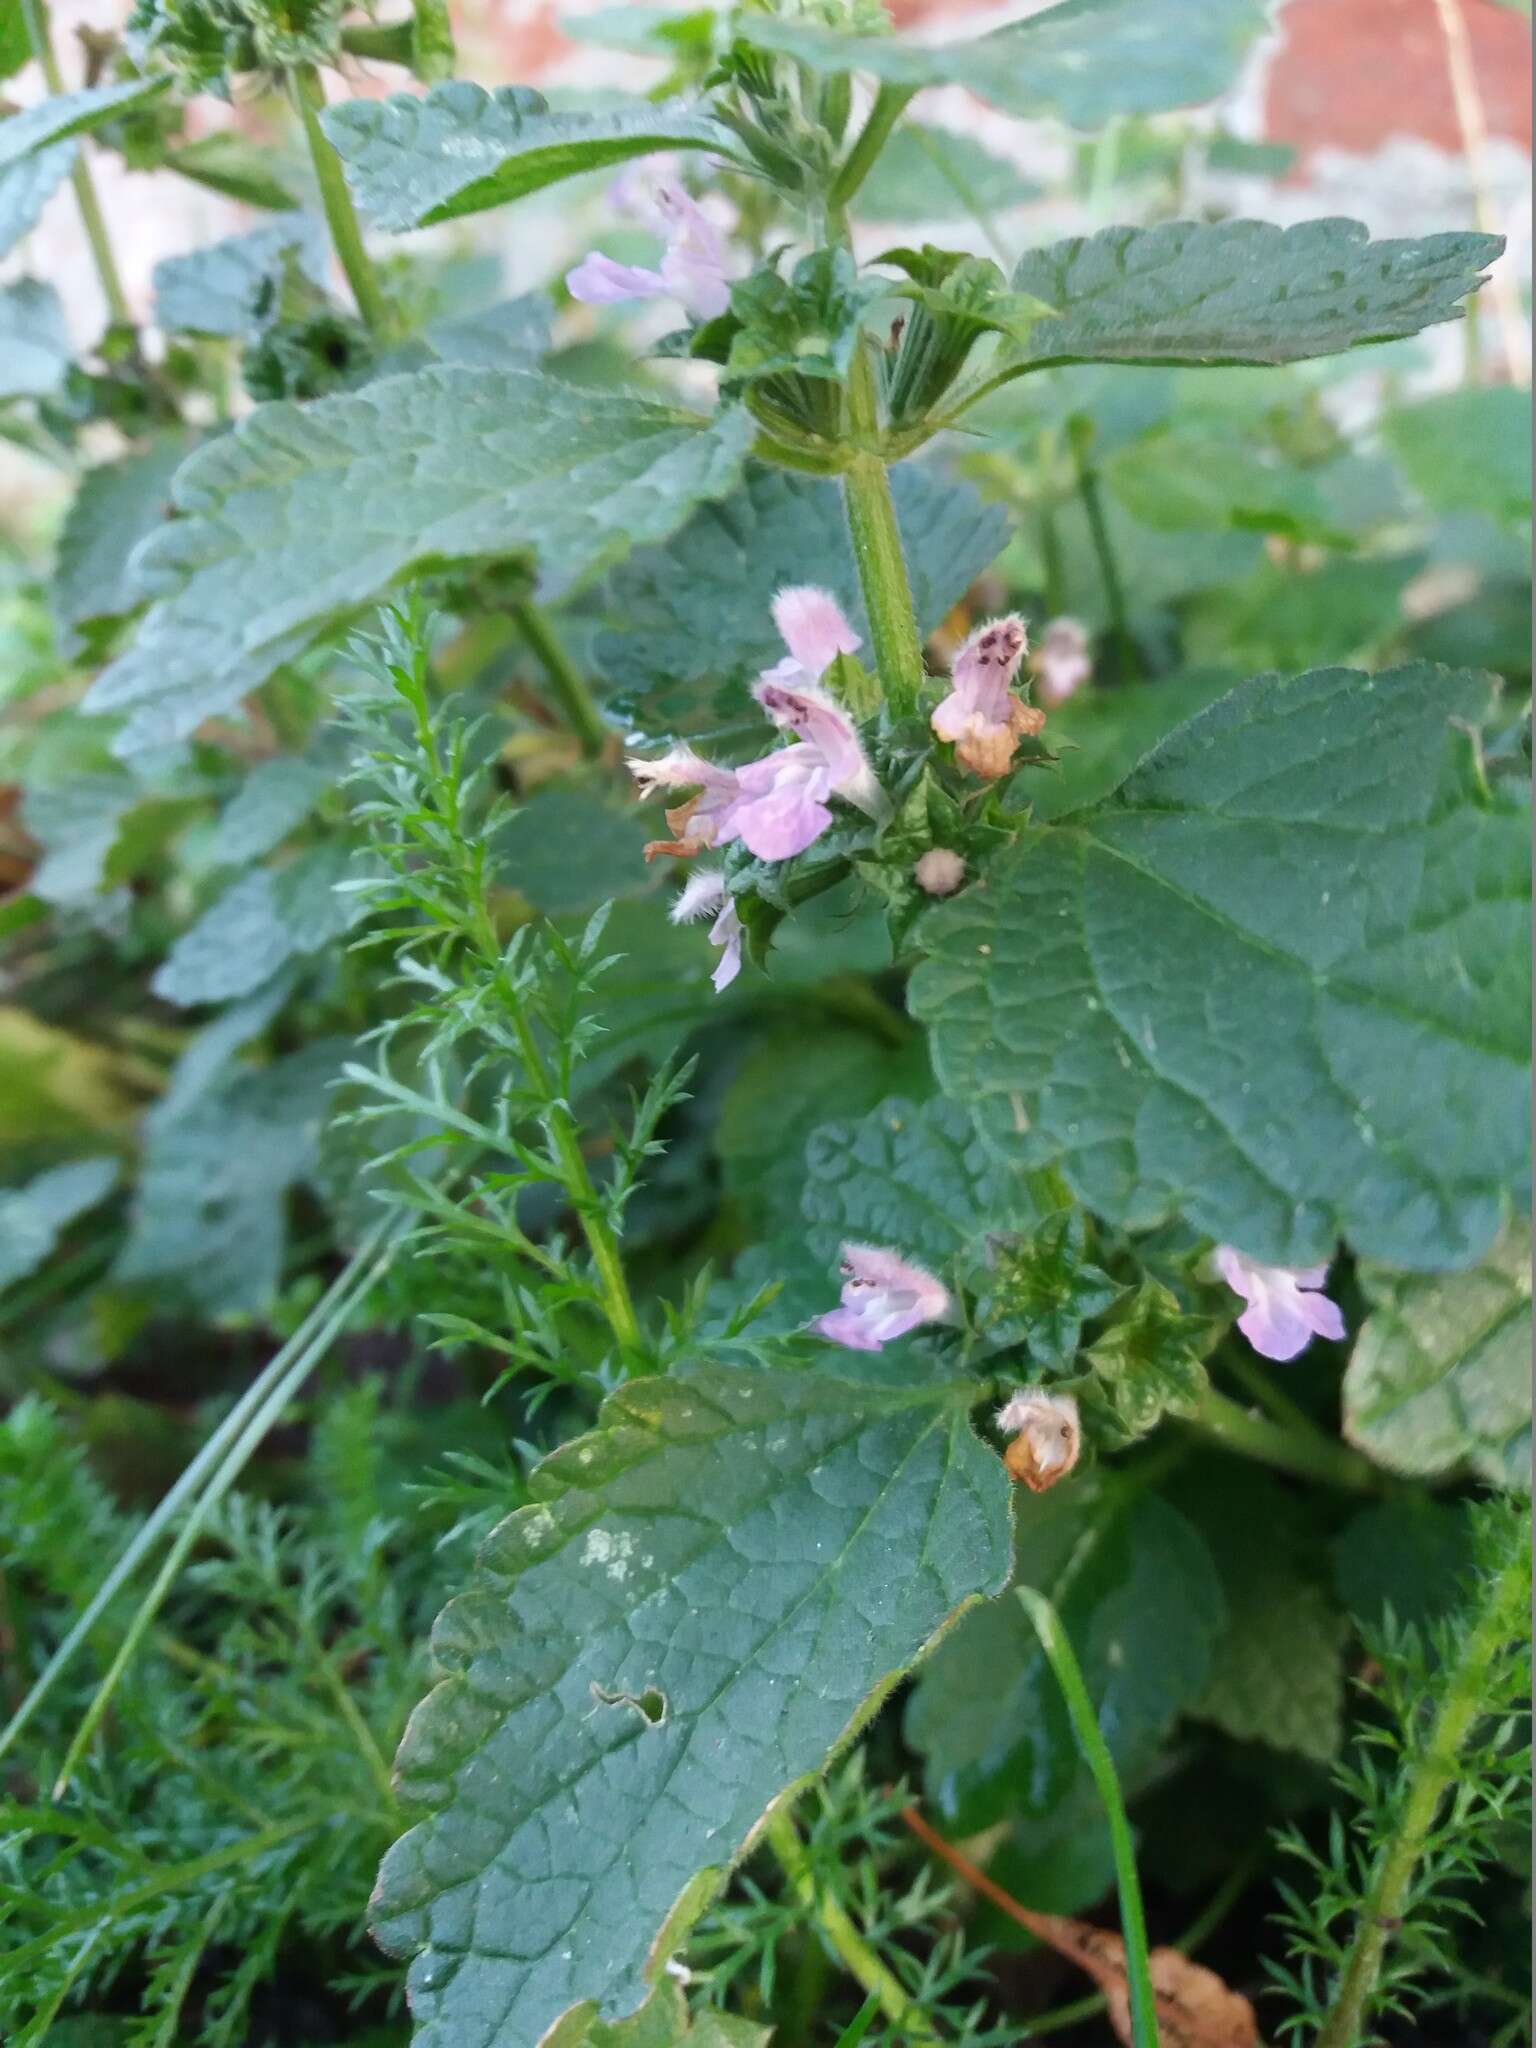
[914,848,965,896]
[1215,1246,1345,1362]
[814,1243,951,1352]
[1029,617,1093,707]
[627,745,744,860]
[567,180,733,322]
[669,869,743,992]
[765,585,862,687]
[931,614,1045,780]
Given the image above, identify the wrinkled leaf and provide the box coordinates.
[151,845,362,1007]
[0,137,74,260]
[911,664,1531,1270]
[372,1360,1010,2044]
[208,756,329,865]
[51,433,195,655]
[0,1158,118,1292]
[321,83,730,231]
[1009,219,1499,368]
[735,0,1267,128]
[490,787,658,916]
[85,368,752,754]
[152,214,325,338]
[1344,1220,1531,1490]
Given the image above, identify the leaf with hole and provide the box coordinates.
[371,1359,1010,2045]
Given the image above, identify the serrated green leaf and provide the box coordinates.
[905,1485,1224,1831]
[735,0,1266,127]
[152,214,325,337]
[1084,1279,1212,1438]
[20,771,140,905]
[1381,386,1533,524]
[1344,1220,1532,1490]
[208,756,328,864]
[116,1039,343,1313]
[151,845,362,1007]
[549,1981,772,2047]
[911,663,1531,1270]
[51,432,195,655]
[371,1361,1010,2044]
[1331,1497,1475,1635]
[84,368,752,755]
[0,136,74,259]
[857,123,1041,225]
[983,1209,1120,1370]
[1184,1466,1347,1763]
[1009,219,1499,368]
[161,130,305,211]
[0,1157,118,1292]
[0,278,70,399]
[596,461,1006,726]
[321,83,731,230]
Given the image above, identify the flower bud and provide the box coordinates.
[996,1389,1081,1492]
[914,848,966,896]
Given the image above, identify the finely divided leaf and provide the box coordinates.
[736,0,1267,127]
[321,83,731,230]
[371,1362,1010,2046]
[84,368,752,755]
[911,663,1530,1270]
[1009,219,1500,367]
[1344,1220,1532,1490]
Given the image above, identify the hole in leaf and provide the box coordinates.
[591,1682,668,1727]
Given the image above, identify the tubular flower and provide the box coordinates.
[567,179,733,322]
[1214,1246,1345,1362]
[669,868,743,992]
[930,613,1045,779]
[628,587,881,864]
[995,1389,1081,1492]
[814,1243,951,1352]
[1029,616,1093,706]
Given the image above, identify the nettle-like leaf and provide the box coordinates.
[905,1482,1224,1832]
[734,0,1267,127]
[151,846,364,1007]
[596,462,1006,727]
[911,663,1531,1271]
[0,278,71,400]
[152,214,326,338]
[1009,219,1499,368]
[208,756,329,865]
[0,78,169,257]
[321,83,731,231]
[84,369,752,754]
[551,1983,770,2048]
[857,123,1042,225]
[1343,1219,1532,1491]
[491,788,660,917]
[1381,385,1533,524]
[372,1361,1010,2045]
[0,1157,118,1293]
[51,432,196,655]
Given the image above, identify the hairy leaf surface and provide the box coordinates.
[0,80,169,256]
[372,1362,1010,2045]
[911,664,1530,1270]
[84,369,751,754]
[735,0,1267,127]
[1344,1220,1532,1489]
[1009,219,1499,367]
[51,434,196,655]
[322,84,730,230]
[152,215,325,337]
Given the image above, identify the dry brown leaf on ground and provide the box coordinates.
[1022,1911,1263,2048]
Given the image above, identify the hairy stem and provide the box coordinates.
[20,0,130,325]
[829,82,917,211]
[765,1808,939,2038]
[1316,1535,1532,2048]
[291,62,390,335]
[842,345,925,719]
[1189,1386,1390,1495]
[511,598,609,757]
[1017,1586,1159,2048]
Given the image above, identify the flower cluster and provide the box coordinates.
[1215,1246,1344,1361]
[930,614,1046,779]
[567,163,734,322]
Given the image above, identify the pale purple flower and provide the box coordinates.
[814,1243,951,1353]
[1215,1246,1346,1362]
[626,745,744,858]
[930,614,1044,779]
[670,868,743,992]
[914,848,965,896]
[1029,616,1093,707]
[567,180,733,322]
[765,585,862,688]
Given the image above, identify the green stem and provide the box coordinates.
[829,82,918,211]
[50,1223,400,1795]
[20,0,130,325]
[291,62,390,335]
[842,345,925,720]
[765,1809,939,2038]
[1189,1387,1389,1496]
[1316,1535,1531,2048]
[1071,432,1135,679]
[511,599,609,757]
[1017,1586,1159,2048]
